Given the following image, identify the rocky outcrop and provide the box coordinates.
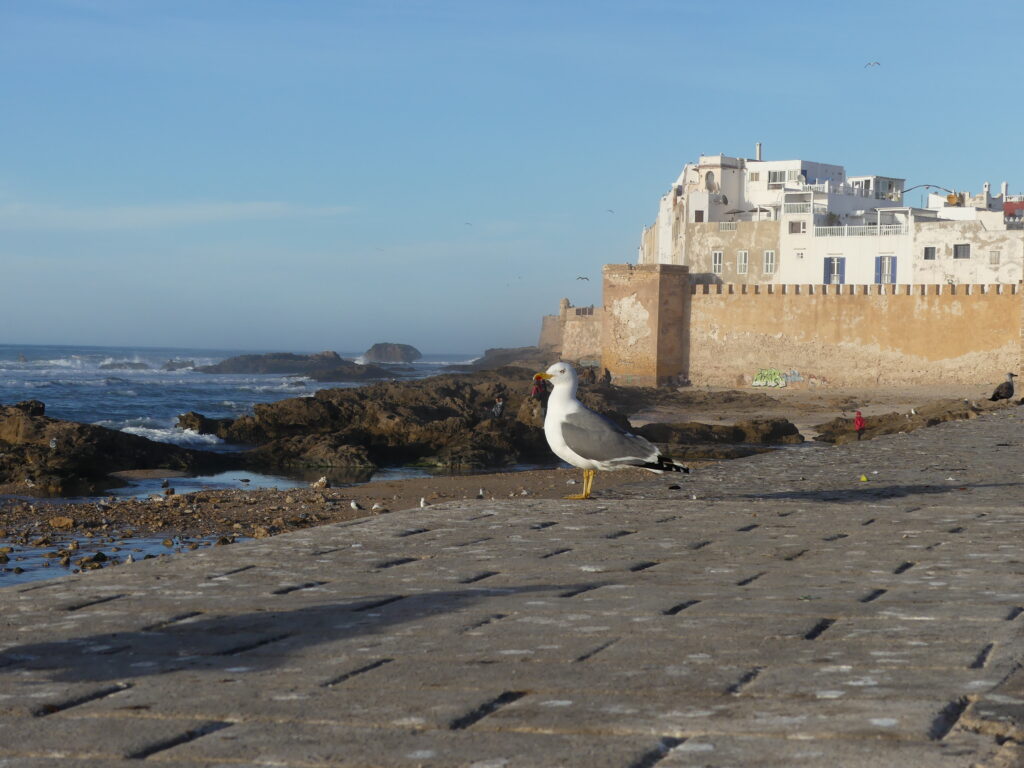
[363,343,422,363]
[195,350,397,382]
[162,359,195,371]
[305,359,399,382]
[636,419,803,445]
[98,361,150,370]
[177,411,234,440]
[446,347,553,372]
[812,398,1015,444]
[196,351,344,374]
[181,368,553,471]
[0,401,237,496]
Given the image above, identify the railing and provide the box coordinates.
[784,203,811,214]
[717,222,737,231]
[814,224,908,237]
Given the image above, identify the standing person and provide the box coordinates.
[531,378,550,416]
[491,396,505,418]
[853,410,866,440]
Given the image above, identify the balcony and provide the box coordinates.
[814,224,908,237]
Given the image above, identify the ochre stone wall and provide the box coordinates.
[685,283,1022,387]
[600,264,690,386]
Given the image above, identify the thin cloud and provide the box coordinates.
[0,200,354,230]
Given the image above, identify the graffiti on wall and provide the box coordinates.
[752,368,829,388]
[752,368,787,387]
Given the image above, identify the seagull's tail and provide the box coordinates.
[640,456,690,474]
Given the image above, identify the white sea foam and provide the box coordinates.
[120,426,225,447]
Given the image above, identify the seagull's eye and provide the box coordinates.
[559,369,565,374]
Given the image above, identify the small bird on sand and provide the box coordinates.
[989,372,1017,401]
[476,488,485,499]
[350,500,363,511]
[534,362,689,499]
[420,497,428,508]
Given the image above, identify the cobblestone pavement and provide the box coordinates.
[0,408,1021,767]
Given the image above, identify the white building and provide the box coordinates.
[639,145,1023,286]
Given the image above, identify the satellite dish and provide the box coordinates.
[720,194,728,206]
[797,174,806,184]
[946,193,960,206]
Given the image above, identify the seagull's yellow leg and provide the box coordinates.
[583,468,595,499]
[564,469,591,500]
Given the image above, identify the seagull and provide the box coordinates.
[606,209,615,214]
[350,500,364,511]
[865,61,881,67]
[576,276,590,281]
[533,362,689,499]
[476,488,485,499]
[989,372,1017,401]
[420,497,428,508]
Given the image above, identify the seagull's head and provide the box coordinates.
[534,362,578,391]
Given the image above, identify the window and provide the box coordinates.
[749,172,760,182]
[823,256,846,284]
[768,170,786,189]
[763,250,776,274]
[694,210,704,223]
[953,243,970,259]
[923,246,936,260]
[788,220,807,234]
[989,250,1001,266]
[737,250,749,274]
[875,255,896,284]
[712,251,723,274]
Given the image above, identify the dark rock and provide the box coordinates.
[305,359,397,382]
[0,402,239,496]
[98,361,150,370]
[812,398,1009,444]
[446,347,552,372]
[177,411,235,439]
[161,359,195,371]
[636,419,802,445]
[196,351,344,374]
[13,400,45,417]
[363,343,422,364]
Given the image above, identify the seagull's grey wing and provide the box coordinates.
[561,409,657,463]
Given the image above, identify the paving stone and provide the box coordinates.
[0,408,1020,766]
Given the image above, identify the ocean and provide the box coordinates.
[0,343,477,498]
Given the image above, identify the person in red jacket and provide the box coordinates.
[853,410,866,440]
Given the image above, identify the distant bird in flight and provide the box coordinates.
[864,61,881,68]
[606,209,615,213]
[464,222,472,226]
[576,276,590,281]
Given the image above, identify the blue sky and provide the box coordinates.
[2,0,1021,354]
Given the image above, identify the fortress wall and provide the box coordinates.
[685,283,1022,387]
[560,309,603,364]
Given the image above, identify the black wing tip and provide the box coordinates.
[642,458,690,473]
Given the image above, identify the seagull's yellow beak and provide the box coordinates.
[533,372,552,381]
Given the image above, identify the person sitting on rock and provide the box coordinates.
[491,396,505,418]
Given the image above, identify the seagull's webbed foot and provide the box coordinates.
[564,469,595,500]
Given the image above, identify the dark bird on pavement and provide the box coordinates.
[989,372,1017,401]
